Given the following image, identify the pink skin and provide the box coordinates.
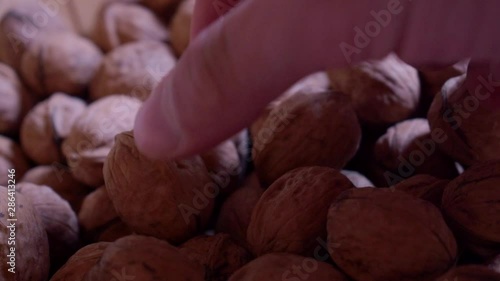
[134,0,500,160]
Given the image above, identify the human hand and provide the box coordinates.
[134,0,500,160]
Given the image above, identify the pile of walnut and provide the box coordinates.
[1,1,500,281]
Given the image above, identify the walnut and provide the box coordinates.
[104,131,215,244]
[93,2,169,52]
[328,53,420,127]
[441,160,500,260]
[0,62,34,135]
[21,93,86,165]
[140,0,183,17]
[179,234,252,281]
[20,32,103,97]
[0,136,29,185]
[0,186,50,281]
[340,170,374,188]
[201,140,242,196]
[248,167,353,256]
[392,174,449,207]
[170,0,195,56]
[252,91,361,186]
[62,95,142,187]
[89,41,176,100]
[437,266,500,281]
[327,188,457,281]
[420,60,468,98]
[97,221,133,242]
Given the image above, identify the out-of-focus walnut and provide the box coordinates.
[140,0,184,17]
[94,2,169,52]
[97,221,133,242]
[420,60,468,98]
[341,170,374,188]
[392,174,449,207]
[170,0,195,56]
[89,41,176,100]
[62,95,142,187]
[0,135,29,185]
[201,140,242,195]
[21,93,86,165]
[0,63,34,135]
[437,265,500,281]
[328,53,420,127]
[20,32,103,97]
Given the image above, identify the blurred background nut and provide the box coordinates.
[341,170,374,188]
[370,118,458,186]
[21,93,87,165]
[327,188,457,281]
[20,32,103,97]
[0,186,50,281]
[93,2,169,52]
[169,0,194,56]
[248,167,353,257]
[90,40,176,100]
[419,60,468,99]
[17,182,80,272]
[62,95,141,187]
[96,221,132,242]
[252,91,361,186]
[328,53,420,127]
[140,0,184,17]
[442,160,500,261]
[428,64,500,166]
[392,174,449,207]
[83,235,205,281]
[179,234,252,281]
[228,253,349,281]
[437,265,500,281]
[0,135,29,184]
[0,4,69,71]
[104,131,215,244]
[21,165,91,212]
[50,242,110,281]
[201,140,242,196]
[0,62,34,135]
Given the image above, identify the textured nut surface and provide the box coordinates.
[21,93,86,164]
[62,95,141,187]
[437,266,500,281]
[0,135,29,185]
[17,182,80,269]
[50,242,110,281]
[393,174,449,207]
[248,167,353,256]
[252,91,361,186]
[327,188,457,281]
[179,234,252,281]
[341,170,374,188]
[228,253,349,281]
[328,53,420,126]
[90,41,176,100]
[442,160,500,260]
[201,140,242,195]
[104,131,214,243]
[20,32,103,97]
[372,118,457,186]
[428,71,500,166]
[83,235,205,281]
[0,186,50,281]
[94,2,169,52]
[21,165,91,212]
[170,0,194,56]
[0,63,33,134]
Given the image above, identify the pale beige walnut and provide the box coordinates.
[94,2,169,52]
[228,253,349,281]
[0,136,29,185]
[90,41,176,100]
[0,186,50,281]
[21,165,91,212]
[140,0,184,16]
[50,242,110,281]
[327,188,457,281]
[442,160,500,261]
[328,53,420,127]
[252,91,361,186]
[179,234,252,281]
[0,4,68,71]
[341,170,374,188]
[437,265,500,281]
[21,93,86,165]
[0,63,34,135]
[17,182,80,270]
[248,167,353,257]
[104,131,215,244]
[170,0,195,56]
[371,118,457,186]
[216,173,264,246]
[20,32,103,97]
[83,235,205,281]
[201,140,242,196]
[62,95,142,187]
[392,174,449,207]
[428,65,500,166]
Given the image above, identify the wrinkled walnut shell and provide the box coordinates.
[201,140,242,196]
[0,136,29,185]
